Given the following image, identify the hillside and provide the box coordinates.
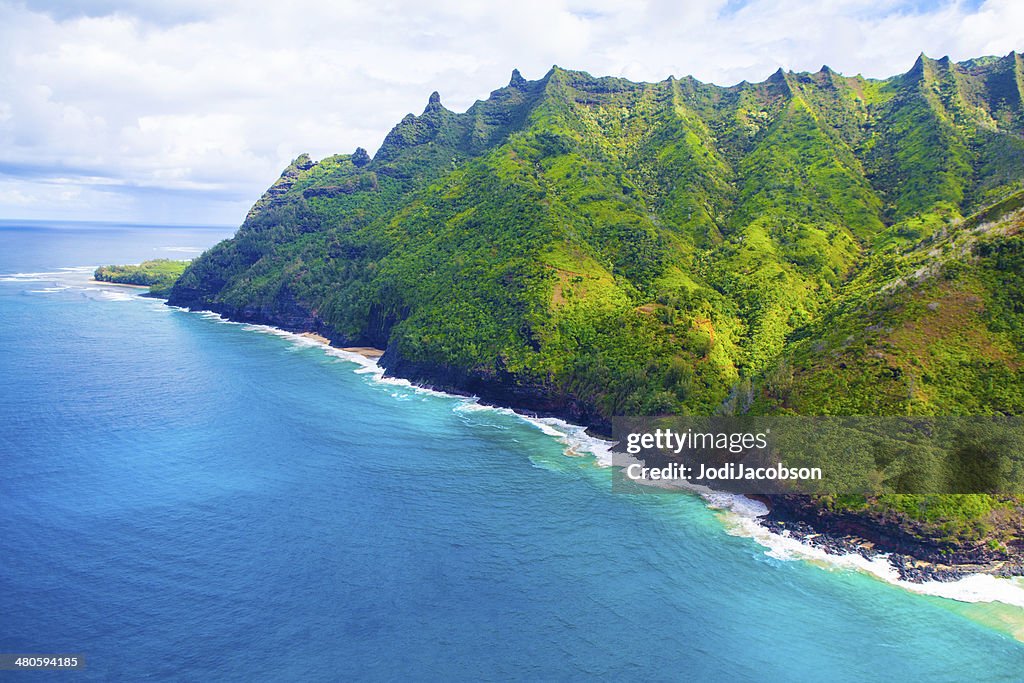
[168,53,1024,568]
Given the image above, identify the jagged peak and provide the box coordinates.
[509,68,526,88]
[541,65,569,93]
[765,67,794,95]
[423,91,445,115]
[811,65,839,89]
[545,65,572,82]
[905,52,934,84]
[289,153,316,172]
[965,49,1018,66]
[958,53,1009,73]
[351,147,370,167]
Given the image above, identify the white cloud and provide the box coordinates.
[0,0,1020,224]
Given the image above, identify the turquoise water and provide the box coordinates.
[1,221,1022,681]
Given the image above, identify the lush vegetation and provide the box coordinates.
[169,53,1024,551]
[95,259,190,297]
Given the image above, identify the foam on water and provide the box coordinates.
[91,289,134,302]
[519,415,617,465]
[158,246,203,253]
[0,271,65,282]
[26,286,70,294]
[707,491,1024,608]
[187,310,620,459]
[2,266,146,305]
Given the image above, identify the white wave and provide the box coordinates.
[186,313,613,459]
[242,324,317,346]
[158,246,202,253]
[371,373,453,398]
[186,318,389,387]
[92,289,134,302]
[26,286,69,293]
[322,347,455,398]
[712,493,1024,607]
[0,271,62,282]
[515,415,617,465]
[198,310,235,323]
[445,394,618,465]
[517,415,1024,609]
[703,490,770,518]
[453,400,517,418]
[207,320,440,400]
[2,266,96,283]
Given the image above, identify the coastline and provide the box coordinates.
[760,497,1024,583]
[161,300,1024,614]
[341,345,385,359]
[89,278,149,289]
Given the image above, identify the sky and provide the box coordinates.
[0,0,1021,226]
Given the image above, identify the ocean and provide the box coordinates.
[1,220,1023,681]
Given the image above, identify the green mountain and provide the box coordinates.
[168,53,1024,566]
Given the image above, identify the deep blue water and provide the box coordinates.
[1,221,1023,681]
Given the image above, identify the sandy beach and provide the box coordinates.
[340,346,385,359]
[296,333,385,359]
[299,332,332,345]
[90,279,149,289]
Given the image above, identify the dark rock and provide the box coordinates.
[423,91,444,114]
[351,147,371,167]
[759,494,1024,582]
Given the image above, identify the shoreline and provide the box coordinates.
[342,346,385,359]
[760,498,1024,583]
[164,301,1024,609]
[90,278,149,289]
[758,514,1024,583]
[298,333,385,359]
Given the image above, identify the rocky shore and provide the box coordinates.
[160,293,1024,582]
[760,495,1024,583]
